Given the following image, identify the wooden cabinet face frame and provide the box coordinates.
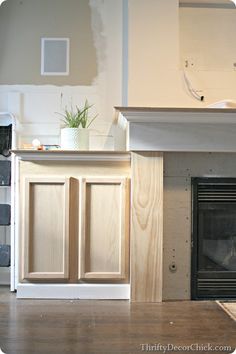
[22,177,70,280]
[78,177,130,281]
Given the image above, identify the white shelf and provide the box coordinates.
[11,150,131,162]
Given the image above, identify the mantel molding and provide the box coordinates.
[115,107,236,152]
[116,106,236,128]
[12,150,131,162]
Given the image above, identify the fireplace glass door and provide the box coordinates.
[192,178,236,299]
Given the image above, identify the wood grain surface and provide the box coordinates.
[131,152,163,302]
[79,177,130,281]
[0,287,235,354]
[22,177,70,280]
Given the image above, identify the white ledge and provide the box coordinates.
[115,107,236,152]
[116,106,236,128]
[12,150,131,162]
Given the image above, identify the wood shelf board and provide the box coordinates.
[12,150,131,162]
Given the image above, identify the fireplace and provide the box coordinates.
[192,178,236,300]
[116,106,236,302]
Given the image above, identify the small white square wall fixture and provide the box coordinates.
[41,38,70,76]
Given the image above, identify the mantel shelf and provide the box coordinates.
[115,107,236,152]
[115,106,236,128]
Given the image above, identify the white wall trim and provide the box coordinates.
[17,283,130,299]
[0,85,97,94]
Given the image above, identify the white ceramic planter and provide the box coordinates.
[60,128,89,150]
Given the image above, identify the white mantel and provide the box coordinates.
[116,107,236,152]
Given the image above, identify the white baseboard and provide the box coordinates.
[17,283,130,300]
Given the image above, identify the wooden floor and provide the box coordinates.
[0,287,235,354]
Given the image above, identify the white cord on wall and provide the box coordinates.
[183,71,204,102]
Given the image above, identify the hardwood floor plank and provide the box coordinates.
[0,287,235,354]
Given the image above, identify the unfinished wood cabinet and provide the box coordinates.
[21,174,130,283]
[22,177,70,280]
[78,177,130,281]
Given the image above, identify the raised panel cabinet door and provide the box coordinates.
[22,177,70,280]
[79,177,130,281]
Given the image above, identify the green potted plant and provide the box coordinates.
[58,99,97,150]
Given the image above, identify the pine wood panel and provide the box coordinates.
[22,177,70,280]
[79,177,130,281]
[68,178,79,283]
[131,152,163,302]
[19,161,131,178]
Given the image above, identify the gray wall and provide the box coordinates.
[0,0,97,85]
[163,152,236,300]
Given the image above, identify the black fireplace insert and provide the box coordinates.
[192,177,236,300]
